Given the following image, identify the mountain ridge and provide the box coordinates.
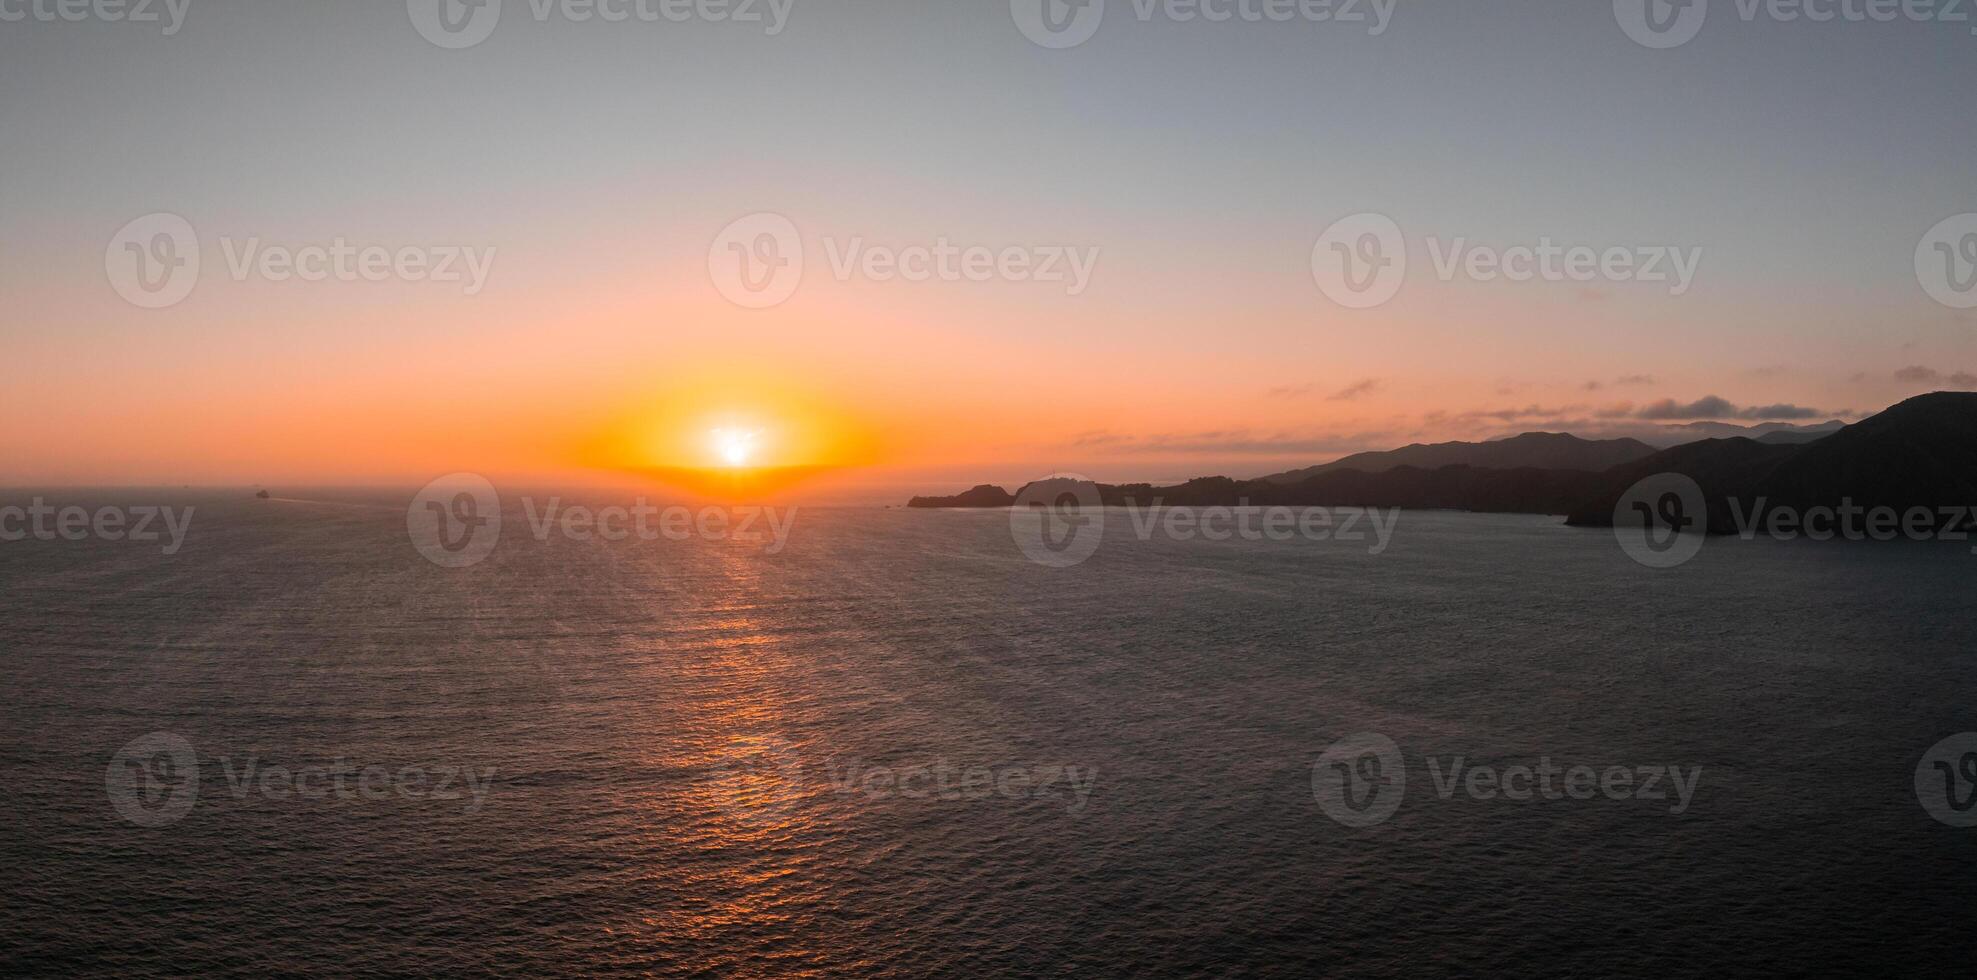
[908,394,1976,540]
[1565,392,1977,531]
[1260,431,1657,484]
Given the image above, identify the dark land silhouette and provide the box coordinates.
[910,393,1977,534]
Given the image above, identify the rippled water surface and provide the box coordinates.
[5,493,1976,976]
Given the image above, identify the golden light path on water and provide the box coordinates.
[626,544,853,978]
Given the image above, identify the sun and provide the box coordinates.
[711,428,757,468]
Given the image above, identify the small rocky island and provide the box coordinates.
[907,484,1016,508]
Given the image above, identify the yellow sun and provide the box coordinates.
[711,428,757,468]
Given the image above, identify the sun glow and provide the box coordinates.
[569,377,884,499]
[712,428,758,468]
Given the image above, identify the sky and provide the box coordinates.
[3,0,1975,500]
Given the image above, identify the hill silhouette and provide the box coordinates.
[1567,392,1977,531]
[908,484,1016,508]
[1260,432,1656,484]
[1095,466,1602,513]
[1647,419,1846,447]
[907,393,1975,538]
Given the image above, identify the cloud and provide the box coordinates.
[1267,378,1382,400]
[1740,403,1822,420]
[1068,430,1131,449]
[1632,396,1825,421]
[1455,403,1591,423]
[1588,375,1657,392]
[1066,429,1394,457]
[1635,395,1738,420]
[1327,378,1380,401]
[1894,366,1977,386]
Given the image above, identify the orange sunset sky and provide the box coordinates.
[4,3,1974,502]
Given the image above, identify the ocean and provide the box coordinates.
[4,491,1975,976]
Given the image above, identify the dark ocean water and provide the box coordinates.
[4,491,1976,977]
